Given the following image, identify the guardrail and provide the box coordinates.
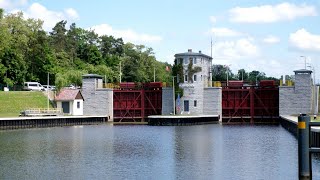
[298,114,320,179]
[20,108,63,117]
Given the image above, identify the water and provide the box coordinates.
[0,124,320,179]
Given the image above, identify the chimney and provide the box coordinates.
[188,49,192,53]
[199,50,202,53]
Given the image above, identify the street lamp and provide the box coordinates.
[307,65,318,115]
[225,64,231,86]
[256,72,261,86]
[301,56,307,69]
[307,65,315,85]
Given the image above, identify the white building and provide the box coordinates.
[174,49,221,117]
[55,89,84,115]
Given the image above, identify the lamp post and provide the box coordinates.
[225,64,231,86]
[119,61,122,83]
[301,56,307,69]
[47,72,50,110]
[154,66,155,82]
[256,72,261,86]
[308,65,317,115]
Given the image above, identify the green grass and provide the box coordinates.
[0,91,51,117]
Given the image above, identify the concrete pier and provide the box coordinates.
[0,116,107,130]
[148,115,219,126]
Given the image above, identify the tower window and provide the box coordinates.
[194,100,197,107]
[194,75,197,82]
[184,75,188,82]
[184,58,188,64]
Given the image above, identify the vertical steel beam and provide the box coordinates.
[298,114,310,179]
[250,87,254,124]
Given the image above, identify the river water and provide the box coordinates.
[0,124,320,180]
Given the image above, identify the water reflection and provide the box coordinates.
[0,124,319,179]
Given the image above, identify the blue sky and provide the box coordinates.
[2,0,320,81]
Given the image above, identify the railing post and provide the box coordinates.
[298,114,310,179]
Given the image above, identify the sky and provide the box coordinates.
[1,0,320,81]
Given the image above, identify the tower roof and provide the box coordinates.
[174,49,212,60]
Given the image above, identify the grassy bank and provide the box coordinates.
[0,91,51,117]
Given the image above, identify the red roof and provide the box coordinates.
[55,89,84,101]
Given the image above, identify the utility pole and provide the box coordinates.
[119,61,122,83]
[211,37,213,58]
[154,66,155,82]
[47,72,49,110]
[242,71,243,81]
[301,56,306,69]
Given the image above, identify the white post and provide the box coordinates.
[242,71,243,81]
[153,66,155,82]
[173,76,175,115]
[301,56,306,69]
[47,72,49,110]
[119,61,122,83]
[211,37,213,58]
[226,70,229,86]
[315,85,319,115]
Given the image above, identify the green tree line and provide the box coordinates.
[0,9,171,90]
[211,65,278,83]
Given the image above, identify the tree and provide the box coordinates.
[50,20,67,52]
[237,69,248,81]
[0,8,3,19]
[212,65,228,81]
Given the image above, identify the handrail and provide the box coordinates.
[20,108,63,116]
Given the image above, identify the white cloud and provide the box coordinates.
[0,0,27,9]
[209,16,217,23]
[213,38,259,59]
[64,8,79,20]
[289,28,320,52]
[229,2,317,23]
[9,3,79,31]
[211,27,242,37]
[90,24,162,43]
[263,35,280,44]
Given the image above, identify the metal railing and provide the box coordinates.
[20,108,63,116]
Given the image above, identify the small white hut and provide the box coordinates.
[55,89,84,115]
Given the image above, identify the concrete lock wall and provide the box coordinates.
[179,84,204,115]
[82,77,113,120]
[279,71,312,115]
[203,87,222,118]
[162,87,173,115]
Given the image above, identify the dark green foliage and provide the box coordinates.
[0,10,172,88]
[172,61,183,83]
[212,65,277,82]
[187,60,201,83]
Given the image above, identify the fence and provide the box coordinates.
[20,108,63,116]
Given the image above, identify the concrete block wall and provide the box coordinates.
[179,84,204,115]
[279,70,312,115]
[203,88,222,118]
[162,87,173,115]
[82,76,113,120]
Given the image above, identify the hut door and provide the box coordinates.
[62,102,70,113]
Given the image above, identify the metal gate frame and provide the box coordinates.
[113,82,162,122]
[222,81,279,123]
